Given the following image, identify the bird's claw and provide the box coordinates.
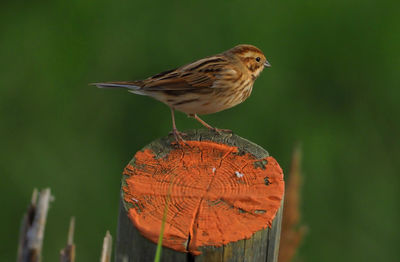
[212,127,232,134]
[170,129,189,147]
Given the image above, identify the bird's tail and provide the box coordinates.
[91,81,146,95]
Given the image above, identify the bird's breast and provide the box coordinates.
[151,77,255,115]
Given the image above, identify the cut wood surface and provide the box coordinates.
[116,129,285,262]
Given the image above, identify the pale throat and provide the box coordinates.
[251,68,263,80]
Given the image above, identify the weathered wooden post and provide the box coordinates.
[115,129,284,262]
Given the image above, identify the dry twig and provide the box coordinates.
[17,188,53,262]
[100,231,113,262]
[279,145,307,262]
[60,217,76,262]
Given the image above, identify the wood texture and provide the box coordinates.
[17,188,53,262]
[60,217,76,262]
[116,129,284,262]
[100,231,113,262]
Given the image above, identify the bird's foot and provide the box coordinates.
[211,127,232,134]
[170,129,188,146]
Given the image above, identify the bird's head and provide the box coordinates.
[227,44,271,79]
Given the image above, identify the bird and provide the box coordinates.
[92,44,271,142]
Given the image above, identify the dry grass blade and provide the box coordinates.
[279,145,307,262]
[17,188,53,262]
[100,231,113,262]
[60,217,76,262]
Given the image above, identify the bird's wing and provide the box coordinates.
[141,56,237,91]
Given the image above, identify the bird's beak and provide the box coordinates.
[264,60,271,68]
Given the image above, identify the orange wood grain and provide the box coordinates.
[122,140,284,255]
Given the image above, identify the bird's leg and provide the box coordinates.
[189,114,232,133]
[190,114,213,129]
[170,107,187,143]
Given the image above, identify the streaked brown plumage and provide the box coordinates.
[92,44,270,142]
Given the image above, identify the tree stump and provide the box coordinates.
[116,129,284,262]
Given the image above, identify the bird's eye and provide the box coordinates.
[255,57,261,62]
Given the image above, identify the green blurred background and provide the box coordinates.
[1,0,399,261]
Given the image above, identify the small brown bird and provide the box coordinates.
[93,44,270,142]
